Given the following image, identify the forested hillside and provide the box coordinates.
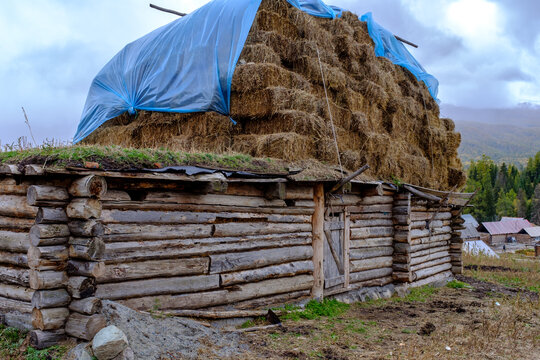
[464,151,540,223]
[456,121,540,165]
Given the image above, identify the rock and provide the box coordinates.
[92,326,128,360]
[65,343,93,360]
[112,347,135,360]
[380,289,393,299]
[100,301,242,360]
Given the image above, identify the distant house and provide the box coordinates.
[518,227,540,244]
[460,214,480,241]
[478,218,533,246]
[462,214,479,228]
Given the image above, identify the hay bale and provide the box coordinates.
[83,0,465,190]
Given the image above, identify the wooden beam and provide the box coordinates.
[312,183,324,300]
[149,3,186,17]
[329,164,370,194]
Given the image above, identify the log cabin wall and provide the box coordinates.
[0,168,471,341]
[392,193,455,287]
[94,180,315,312]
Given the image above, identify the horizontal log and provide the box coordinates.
[0,230,30,252]
[101,190,131,201]
[35,208,68,224]
[328,195,393,206]
[0,283,34,301]
[411,212,452,221]
[411,256,451,272]
[349,267,393,283]
[350,247,393,260]
[220,260,313,286]
[0,195,38,218]
[30,224,70,241]
[347,276,393,291]
[410,233,452,246]
[0,295,32,313]
[68,276,95,299]
[350,237,393,249]
[213,222,312,237]
[0,178,27,195]
[0,265,29,286]
[410,271,452,288]
[162,309,278,319]
[224,275,313,304]
[393,263,410,272]
[31,289,70,309]
[0,164,21,175]
[392,271,413,283]
[350,256,393,272]
[66,260,105,278]
[218,290,310,311]
[68,220,104,237]
[392,215,411,225]
[65,313,106,341]
[96,258,209,283]
[69,175,107,198]
[27,186,69,206]
[103,224,214,242]
[351,227,393,240]
[29,270,67,290]
[210,246,313,274]
[30,329,66,350]
[69,297,102,315]
[0,250,27,267]
[393,252,411,264]
[68,238,105,260]
[411,250,449,266]
[66,198,102,219]
[347,204,393,213]
[96,275,220,300]
[119,289,231,311]
[102,233,312,263]
[350,219,393,228]
[413,263,452,280]
[146,192,286,208]
[24,165,44,176]
[394,240,449,254]
[350,212,392,220]
[411,245,450,259]
[32,307,69,330]
[285,186,313,200]
[0,216,35,231]
[27,247,68,271]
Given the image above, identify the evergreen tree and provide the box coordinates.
[531,184,540,225]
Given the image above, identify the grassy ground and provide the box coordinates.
[0,325,68,360]
[237,254,540,360]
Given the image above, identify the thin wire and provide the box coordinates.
[315,44,344,178]
[421,92,435,174]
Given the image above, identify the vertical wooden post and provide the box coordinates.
[343,208,350,289]
[312,184,325,300]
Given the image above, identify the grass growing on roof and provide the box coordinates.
[0,145,290,173]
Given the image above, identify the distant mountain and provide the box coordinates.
[441,104,540,166]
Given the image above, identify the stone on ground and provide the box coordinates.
[92,325,129,360]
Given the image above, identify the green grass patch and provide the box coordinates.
[0,324,67,360]
[281,299,350,321]
[446,280,472,289]
[0,145,288,173]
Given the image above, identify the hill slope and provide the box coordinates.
[455,121,540,165]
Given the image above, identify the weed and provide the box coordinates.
[447,280,472,289]
[401,328,414,334]
[281,299,350,321]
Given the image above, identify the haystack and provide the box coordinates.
[83,0,465,190]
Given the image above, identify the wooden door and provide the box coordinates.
[323,210,350,292]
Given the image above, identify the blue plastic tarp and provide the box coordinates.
[74,0,439,143]
[360,12,439,101]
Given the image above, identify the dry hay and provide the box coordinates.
[83,0,465,190]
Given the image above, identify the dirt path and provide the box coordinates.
[233,278,540,360]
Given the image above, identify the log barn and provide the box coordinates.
[0,163,472,347]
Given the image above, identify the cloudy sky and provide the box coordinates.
[0,0,538,146]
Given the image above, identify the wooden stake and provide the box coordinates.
[312,183,324,300]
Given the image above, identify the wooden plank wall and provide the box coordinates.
[95,182,315,311]
[328,189,395,290]
[393,194,454,286]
